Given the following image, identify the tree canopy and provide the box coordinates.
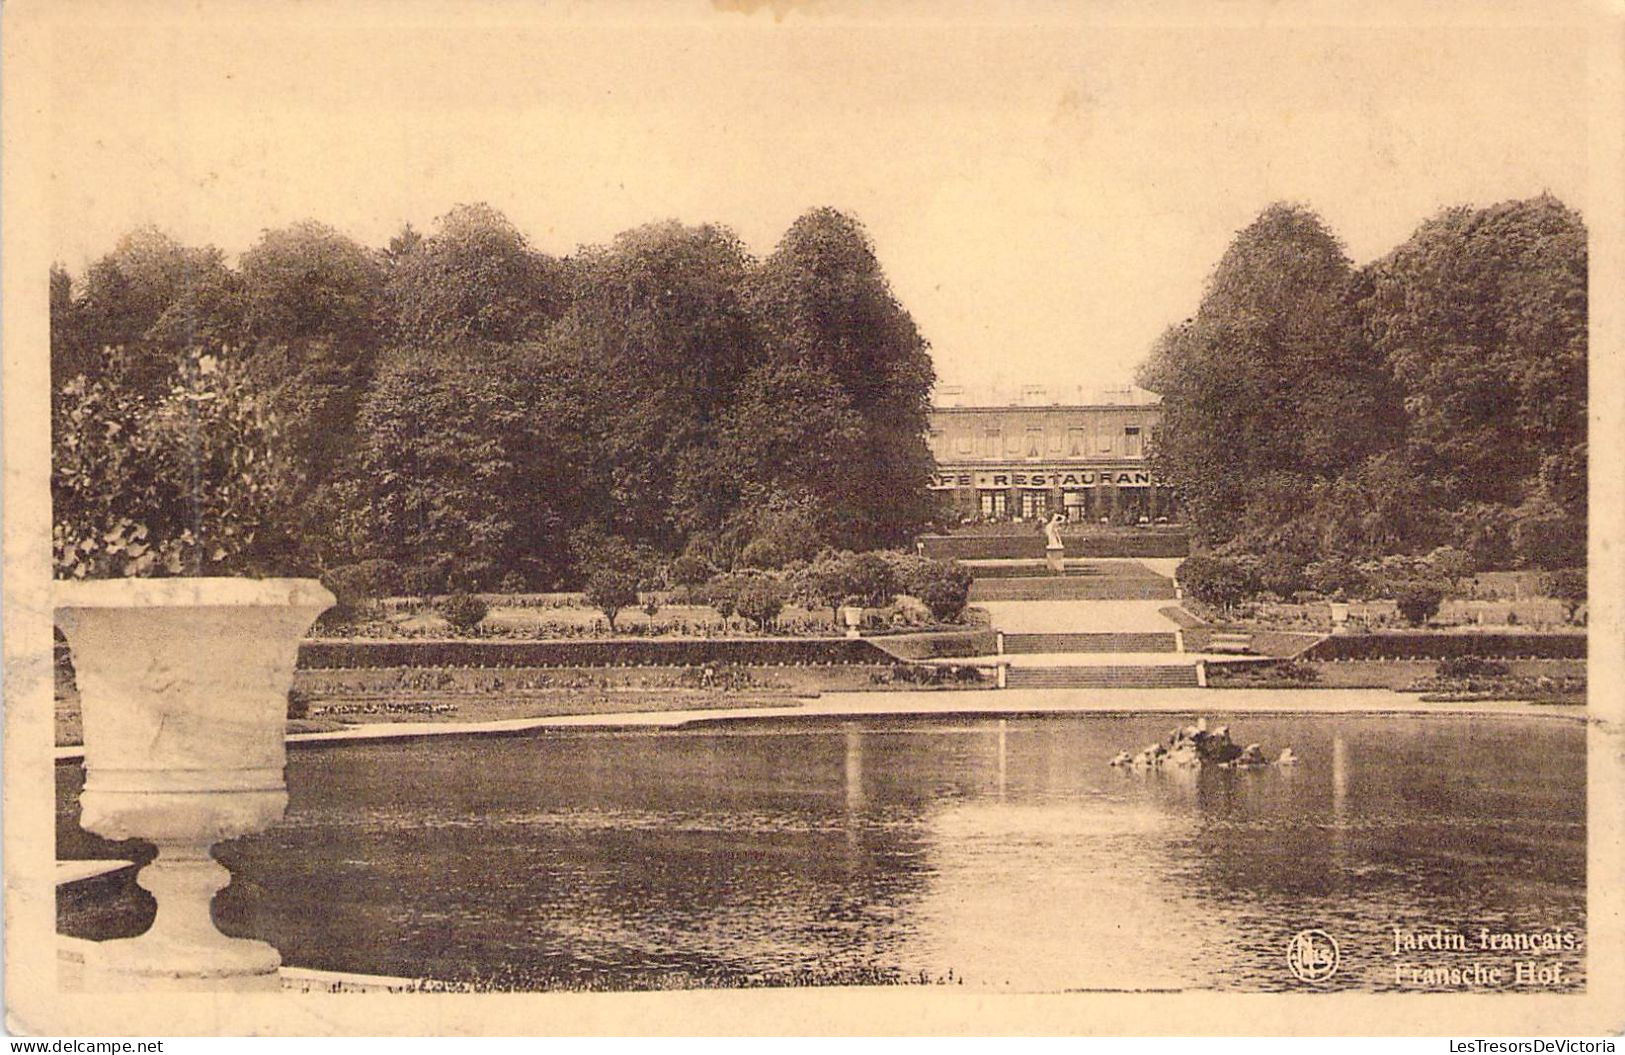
[53,204,941,587]
[1139,195,1587,569]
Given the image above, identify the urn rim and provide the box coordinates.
[54,576,335,610]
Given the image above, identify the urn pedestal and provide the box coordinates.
[55,577,333,990]
[1045,544,1066,572]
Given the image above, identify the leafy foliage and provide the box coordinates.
[437,592,490,632]
[583,566,641,631]
[385,203,562,347]
[1393,582,1446,627]
[52,353,296,578]
[1139,196,1588,573]
[735,576,787,630]
[1175,555,1256,613]
[1542,568,1586,621]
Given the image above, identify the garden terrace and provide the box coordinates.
[918,531,1190,561]
[296,637,909,670]
[1301,632,1586,662]
[1180,627,1322,659]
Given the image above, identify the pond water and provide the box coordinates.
[57,712,1586,992]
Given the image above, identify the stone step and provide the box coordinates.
[1005,665,1201,689]
[1002,632,1178,654]
[969,577,1176,601]
[920,533,1191,561]
[962,561,1164,580]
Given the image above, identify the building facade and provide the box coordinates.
[927,386,1174,524]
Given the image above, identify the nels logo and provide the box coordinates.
[1287,929,1341,984]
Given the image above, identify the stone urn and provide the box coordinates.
[842,605,864,639]
[1329,601,1351,634]
[55,577,333,990]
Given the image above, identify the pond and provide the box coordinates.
[57,712,1586,992]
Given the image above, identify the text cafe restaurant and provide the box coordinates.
[926,386,1178,523]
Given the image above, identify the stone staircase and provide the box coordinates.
[970,576,1176,601]
[920,532,1190,561]
[1006,665,1200,690]
[1001,631,1178,654]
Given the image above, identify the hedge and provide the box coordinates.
[956,560,1166,579]
[298,637,907,670]
[918,533,1190,560]
[871,629,998,660]
[1301,632,1586,662]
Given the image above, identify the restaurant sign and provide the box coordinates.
[930,468,1153,490]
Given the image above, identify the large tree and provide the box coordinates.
[744,207,937,549]
[384,203,564,347]
[1136,203,1401,541]
[547,220,762,550]
[337,344,600,589]
[65,227,244,397]
[1361,194,1587,510]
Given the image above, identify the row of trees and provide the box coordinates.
[51,206,939,587]
[326,546,975,634]
[1139,195,1587,573]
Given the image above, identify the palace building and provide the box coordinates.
[927,384,1176,523]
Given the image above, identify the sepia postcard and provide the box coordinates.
[4,0,1623,1038]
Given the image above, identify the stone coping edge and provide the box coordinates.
[54,577,335,610]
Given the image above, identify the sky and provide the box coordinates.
[42,1,1590,396]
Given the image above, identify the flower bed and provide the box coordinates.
[297,637,906,670]
[1301,632,1586,662]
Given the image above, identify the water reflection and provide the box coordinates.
[57,713,1584,992]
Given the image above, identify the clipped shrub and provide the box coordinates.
[788,551,852,622]
[736,576,786,630]
[437,591,489,633]
[583,566,641,632]
[912,562,974,623]
[1176,555,1257,612]
[1542,568,1587,622]
[841,552,900,609]
[498,569,530,594]
[1394,582,1445,627]
[1437,656,1510,679]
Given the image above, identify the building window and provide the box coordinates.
[1125,425,1142,457]
[1098,432,1114,453]
[1020,491,1048,520]
[979,491,1007,518]
[983,429,1001,458]
[928,430,944,456]
[1025,428,1043,458]
[1067,428,1085,456]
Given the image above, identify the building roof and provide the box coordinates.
[932,383,1161,409]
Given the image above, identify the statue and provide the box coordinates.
[1044,512,1065,550]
